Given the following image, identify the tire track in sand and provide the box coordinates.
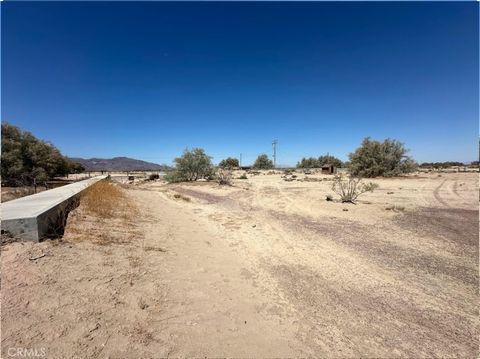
[433,179,450,207]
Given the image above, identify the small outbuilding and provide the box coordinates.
[321,164,336,175]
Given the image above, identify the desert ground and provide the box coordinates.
[1,171,478,357]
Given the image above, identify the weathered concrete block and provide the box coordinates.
[1,176,106,241]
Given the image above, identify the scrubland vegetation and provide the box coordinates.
[218,157,239,169]
[348,137,416,177]
[252,154,274,169]
[297,154,343,168]
[1,122,84,186]
[163,137,422,186]
[331,175,379,203]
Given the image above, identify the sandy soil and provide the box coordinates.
[1,171,478,357]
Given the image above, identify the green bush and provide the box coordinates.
[297,154,343,168]
[218,157,239,169]
[297,157,319,168]
[164,170,186,183]
[318,155,343,168]
[165,148,214,183]
[1,122,83,186]
[252,154,273,169]
[348,138,416,177]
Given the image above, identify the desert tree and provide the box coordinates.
[297,157,320,168]
[297,155,343,168]
[1,122,78,186]
[348,137,416,177]
[218,157,239,169]
[253,154,274,169]
[318,154,343,168]
[165,148,214,182]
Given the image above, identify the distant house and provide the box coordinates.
[321,164,336,174]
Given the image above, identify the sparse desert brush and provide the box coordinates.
[332,175,378,204]
[216,168,233,185]
[238,173,248,180]
[81,180,128,218]
[166,148,215,183]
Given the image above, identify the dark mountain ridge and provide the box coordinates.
[69,157,166,171]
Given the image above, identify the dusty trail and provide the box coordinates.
[1,172,478,358]
[129,188,304,357]
[161,173,478,357]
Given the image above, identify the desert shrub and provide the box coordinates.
[348,138,417,177]
[216,168,233,185]
[297,155,343,168]
[148,173,160,181]
[238,173,248,179]
[253,154,273,169]
[297,157,319,168]
[419,161,465,169]
[218,157,239,169]
[165,148,214,183]
[164,170,186,183]
[318,155,343,168]
[332,175,378,203]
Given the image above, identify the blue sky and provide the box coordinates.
[2,2,478,166]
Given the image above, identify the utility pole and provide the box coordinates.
[272,139,278,168]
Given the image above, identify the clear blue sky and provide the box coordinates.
[2,2,478,166]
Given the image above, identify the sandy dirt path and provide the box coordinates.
[1,186,304,358]
[1,172,478,358]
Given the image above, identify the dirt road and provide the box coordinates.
[1,172,478,357]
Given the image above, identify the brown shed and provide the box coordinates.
[321,164,335,174]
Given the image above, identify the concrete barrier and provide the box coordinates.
[1,176,107,241]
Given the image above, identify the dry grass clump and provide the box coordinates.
[82,180,127,218]
[64,180,141,244]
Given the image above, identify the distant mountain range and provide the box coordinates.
[69,157,167,171]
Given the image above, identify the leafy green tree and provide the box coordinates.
[218,157,239,169]
[1,123,24,184]
[297,157,320,168]
[69,161,85,173]
[318,154,343,168]
[252,154,274,169]
[349,137,416,177]
[166,148,214,182]
[297,155,343,168]
[1,122,74,186]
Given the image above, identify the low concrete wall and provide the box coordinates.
[1,176,107,241]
